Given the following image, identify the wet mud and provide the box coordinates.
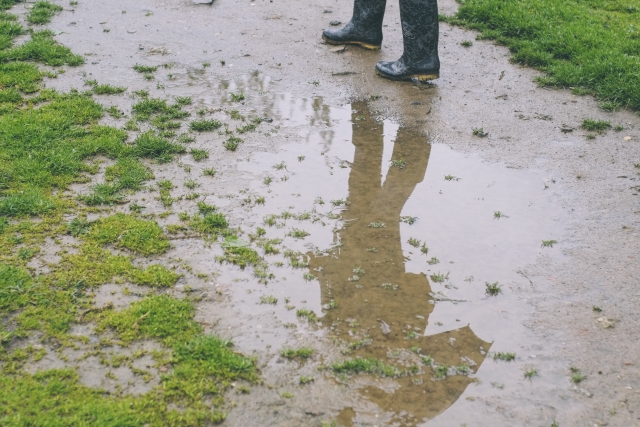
[5,0,640,425]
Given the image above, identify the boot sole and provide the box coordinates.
[375,69,439,82]
[322,35,381,51]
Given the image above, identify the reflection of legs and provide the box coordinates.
[374,127,432,220]
[344,102,384,220]
[322,0,387,50]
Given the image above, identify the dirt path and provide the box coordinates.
[14,0,640,425]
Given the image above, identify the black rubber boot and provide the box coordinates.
[322,0,387,50]
[375,0,439,81]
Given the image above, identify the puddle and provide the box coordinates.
[184,94,567,425]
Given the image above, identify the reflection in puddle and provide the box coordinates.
[214,85,562,426]
[308,102,490,426]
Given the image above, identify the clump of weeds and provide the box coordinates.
[27,1,62,24]
[280,347,314,359]
[430,272,449,283]
[296,308,316,322]
[287,228,309,239]
[400,216,417,224]
[190,119,222,132]
[570,367,587,383]
[493,352,516,362]
[331,358,403,378]
[581,119,611,133]
[541,239,557,248]
[390,159,406,169]
[190,148,209,161]
[230,92,245,102]
[259,295,278,305]
[299,376,314,385]
[524,367,539,381]
[224,136,243,151]
[408,237,421,247]
[485,281,502,296]
[433,365,449,380]
[133,64,158,73]
[493,211,508,219]
[472,128,488,137]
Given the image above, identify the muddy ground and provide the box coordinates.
[13,0,640,425]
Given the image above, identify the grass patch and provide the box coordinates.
[0,30,84,66]
[26,1,62,25]
[493,351,516,362]
[485,281,502,296]
[296,308,316,322]
[581,119,611,132]
[216,245,260,270]
[443,0,640,111]
[189,212,229,235]
[280,347,314,359]
[189,119,222,132]
[190,148,209,161]
[570,366,587,383]
[85,213,170,255]
[132,98,189,122]
[133,64,158,73]
[0,188,55,217]
[92,84,126,95]
[133,131,186,163]
[331,358,404,377]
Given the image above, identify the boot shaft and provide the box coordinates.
[348,0,387,43]
[399,0,439,68]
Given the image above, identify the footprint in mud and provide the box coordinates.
[308,102,491,426]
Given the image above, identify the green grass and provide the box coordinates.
[493,351,516,362]
[26,1,62,25]
[224,136,242,151]
[280,347,314,359]
[85,213,170,255]
[189,119,222,132]
[190,148,209,161]
[443,0,640,111]
[296,308,316,322]
[189,212,229,235]
[331,358,404,377]
[581,119,611,132]
[0,2,260,422]
[570,366,587,383]
[133,64,158,73]
[92,84,126,95]
[485,281,502,296]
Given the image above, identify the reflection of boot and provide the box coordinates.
[322,0,387,50]
[375,0,440,81]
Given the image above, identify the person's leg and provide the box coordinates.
[375,0,439,81]
[322,0,387,50]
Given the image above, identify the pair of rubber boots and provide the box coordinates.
[322,0,439,82]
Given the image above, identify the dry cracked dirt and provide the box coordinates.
[2,0,640,426]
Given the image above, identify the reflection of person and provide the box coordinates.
[308,102,490,425]
[322,0,439,82]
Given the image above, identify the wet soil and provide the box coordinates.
[12,0,640,425]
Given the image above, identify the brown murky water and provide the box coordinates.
[186,89,566,425]
[307,102,490,425]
